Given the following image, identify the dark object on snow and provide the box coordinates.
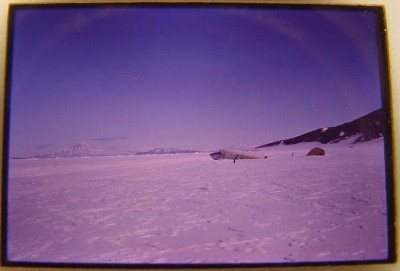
[306,147,325,156]
[210,149,266,160]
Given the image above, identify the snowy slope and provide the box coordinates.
[256,108,385,148]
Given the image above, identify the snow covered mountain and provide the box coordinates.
[135,148,199,155]
[29,145,199,159]
[32,144,109,158]
[256,108,386,149]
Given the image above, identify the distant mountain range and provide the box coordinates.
[27,145,199,159]
[18,108,386,159]
[256,108,385,149]
[31,144,115,159]
[135,148,199,155]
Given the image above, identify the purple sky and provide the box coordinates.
[8,5,383,156]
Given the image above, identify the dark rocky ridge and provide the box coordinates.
[256,108,385,149]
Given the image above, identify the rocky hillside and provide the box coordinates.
[256,108,385,148]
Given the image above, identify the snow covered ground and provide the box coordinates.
[6,140,389,264]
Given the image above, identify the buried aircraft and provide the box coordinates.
[210,149,268,161]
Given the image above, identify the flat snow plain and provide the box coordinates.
[7,140,389,264]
